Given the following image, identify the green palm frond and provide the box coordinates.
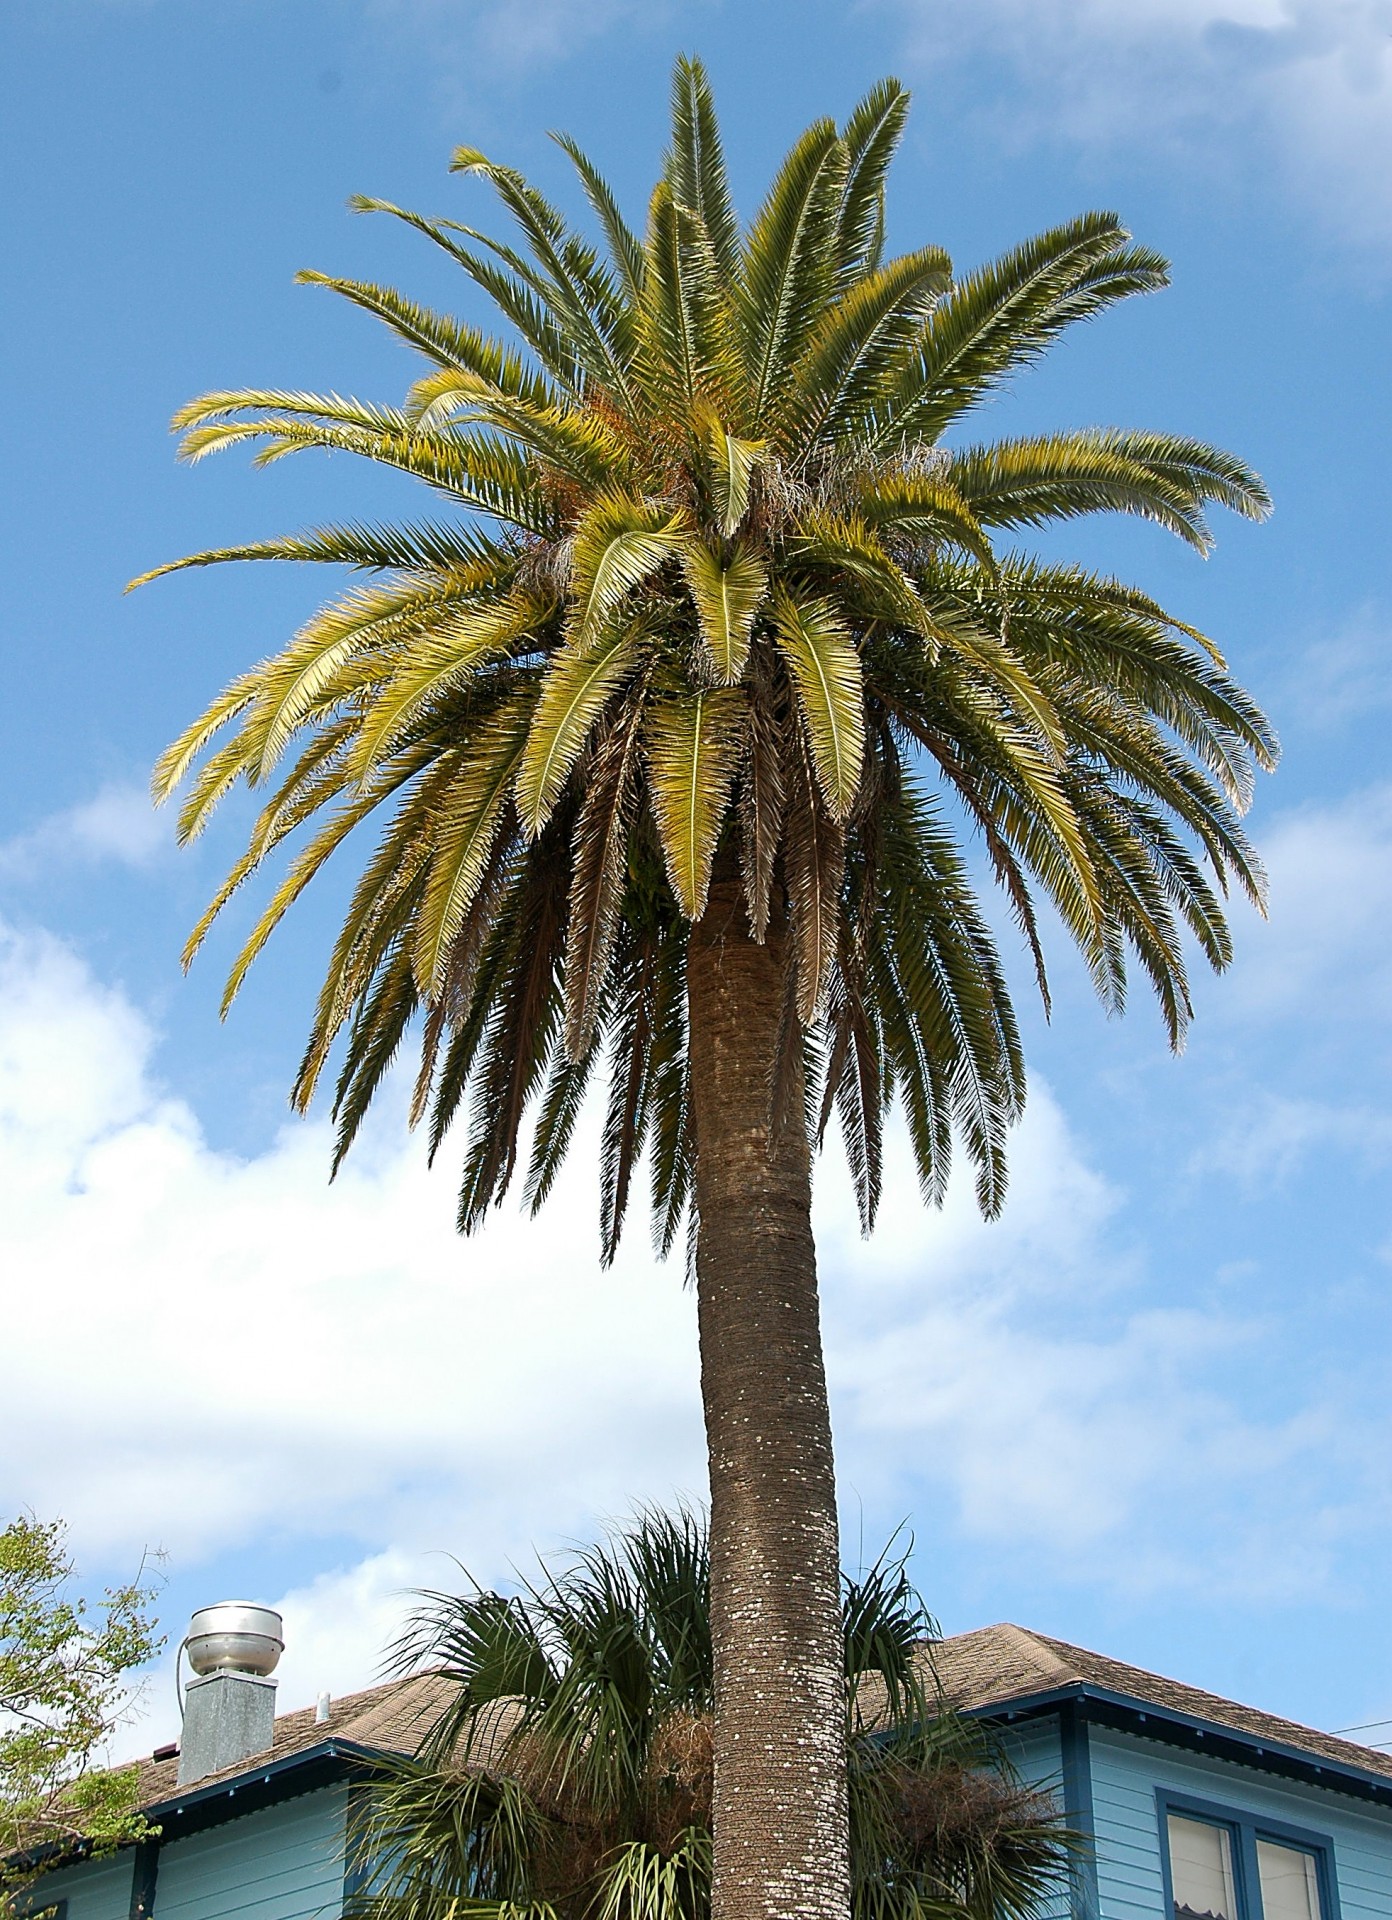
[948,432,1222,551]
[551,131,646,305]
[645,688,746,917]
[448,148,634,399]
[295,271,561,407]
[679,540,767,683]
[867,213,1167,452]
[413,699,534,995]
[665,56,740,278]
[834,80,912,281]
[773,586,865,819]
[569,494,689,648]
[349,194,587,395]
[738,120,848,428]
[516,620,644,833]
[698,419,764,540]
[786,246,952,450]
[856,473,1004,574]
[563,708,646,1059]
[637,184,733,413]
[349,590,549,773]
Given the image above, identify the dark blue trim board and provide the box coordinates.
[126,1841,158,1920]
[1156,1787,1343,1920]
[1059,1701,1099,1920]
[341,1783,373,1912]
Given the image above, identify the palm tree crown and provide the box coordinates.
[351,1511,1072,1920]
[137,59,1276,1257]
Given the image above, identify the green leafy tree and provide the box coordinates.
[351,1510,1073,1920]
[1,1518,162,1905]
[136,59,1275,1920]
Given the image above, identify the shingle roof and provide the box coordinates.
[927,1623,1392,1784]
[131,1621,1392,1811]
[134,1670,455,1808]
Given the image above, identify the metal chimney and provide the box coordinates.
[177,1603,283,1786]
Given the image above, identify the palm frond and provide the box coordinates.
[698,416,765,538]
[550,130,646,304]
[866,214,1167,452]
[737,121,848,428]
[516,620,645,833]
[645,688,747,918]
[679,540,767,684]
[665,55,740,277]
[772,586,865,819]
[835,80,912,281]
[356,1513,1073,1920]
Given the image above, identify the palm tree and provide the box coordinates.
[349,1510,1072,1920]
[135,59,1276,1920]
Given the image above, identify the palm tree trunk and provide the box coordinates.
[686,870,850,1920]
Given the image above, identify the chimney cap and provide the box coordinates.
[186,1602,284,1679]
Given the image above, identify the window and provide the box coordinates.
[1169,1813,1238,1920]
[1256,1839,1322,1920]
[1159,1795,1336,1920]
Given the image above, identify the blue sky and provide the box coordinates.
[3,0,1392,1757]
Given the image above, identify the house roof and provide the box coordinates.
[133,1670,456,1816]
[128,1622,1392,1822]
[928,1623,1392,1790]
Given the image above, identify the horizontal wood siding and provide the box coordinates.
[154,1785,347,1920]
[995,1715,1072,1920]
[22,1849,131,1920]
[998,1714,1065,1792]
[1089,1726,1392,1920]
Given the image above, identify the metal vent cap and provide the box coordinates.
[185,1602,284,1678]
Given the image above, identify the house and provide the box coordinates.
[936,1626,1392,1920]
[22,1622,1392,1920]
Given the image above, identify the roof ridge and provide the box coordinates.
[989,1623,1086,1684]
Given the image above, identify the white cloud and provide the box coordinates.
[1273,608,1392,734]
[1203,1092,1392,1183]
[813,1095,1340,1600]
[271,1549,432,1707]
[0,782,170,878]
[2,908,1368,1753]
[1228,783,1392,1024]
[360,0,690,87]
[473,0,666,66]
[0,916,704,1571]
[884,0,1392,245]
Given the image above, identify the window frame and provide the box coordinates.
[1156,1789,1343,1920]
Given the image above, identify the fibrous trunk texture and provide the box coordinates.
[687,873,850,1920]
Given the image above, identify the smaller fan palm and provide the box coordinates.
[350,1512,1072,1920]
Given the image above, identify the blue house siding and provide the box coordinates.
[20,1786,350,1920]
[154,1785,348,1920]
[995,1714,1074,1920]
[1088,1724,1392,1920]
[19,1850,130,1920]
[997,1713,1065,1788]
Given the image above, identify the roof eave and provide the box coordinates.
[970,1682,1392,1809]
[140,1737,389,1840]
[9,1739,401,1879]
